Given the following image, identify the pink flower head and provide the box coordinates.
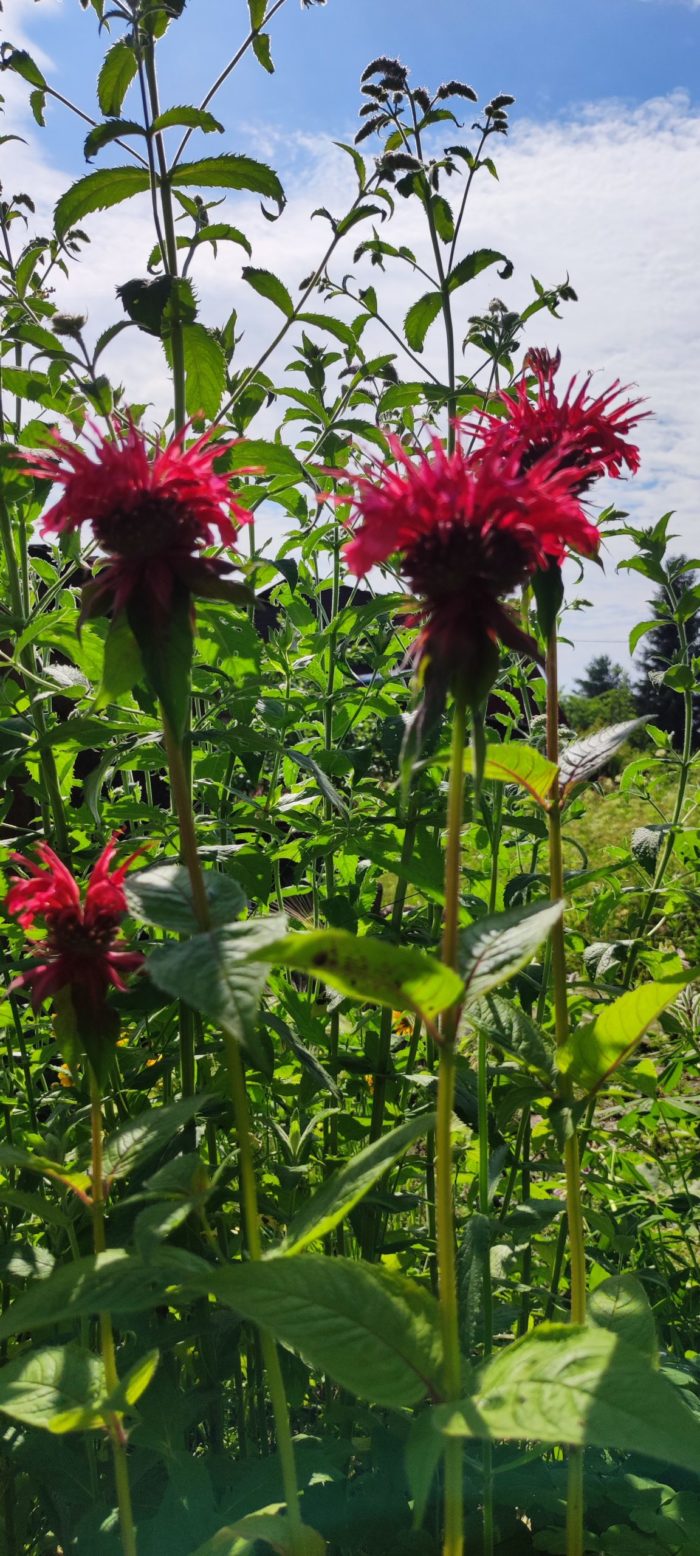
[481,347,648,492]
[24,419,251,621]
[7,836,144,1026]
[340,430,600,705]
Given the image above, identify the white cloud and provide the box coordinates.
[3,13,699,683]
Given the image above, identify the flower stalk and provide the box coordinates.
[161,725,306,1556]
[89,1067,138,1556]
[436,687,468,1556]
[545,623,586,1556]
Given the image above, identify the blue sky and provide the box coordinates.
[14,0,700,167]
[4,0,700,681]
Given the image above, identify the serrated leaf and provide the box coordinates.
[434,1323,700,1474]
[181,323,226,418]
[463,742,558,807]
[151,106,224,134]
[256,929,464,1026]
[226,439,305,481]
[252,32,274,73]
[459,901,563,1008]
[0,1345,105,1434]
[559,719,648,795]
[588,1274,657,1365]
[210,1255,443,1408]
[557,973,696,1093]
[125,863,246,933]
[631,825,667,876]
[447,247,512,291]
[170,155,285,213]
[242,266,293,318]
[403,290,443,352]
[147,919,287,1072]
[83,119,145,161]
[282,1112,435,1255]
[54,166,151,239]
[97,40,138,116]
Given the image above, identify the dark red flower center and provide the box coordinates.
[405,519,536,606]
[92,493,201,558]
[48,911,116,960]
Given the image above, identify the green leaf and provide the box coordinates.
[1,46,47,90]
[151,106,224,134]
[252,32,274,73]
[447,248,512,293]
[211,1256,443,1408]
[97,40,138,116]
[431,195,454,242]
[93,612,144,709]
[170,155,285,213]
[257,929,464,1026]
[0,1345,105,1433]
[433,1323,700,1475]
[283,1112,435,1255]
[125,863,246,933]
[588,1274,657,1365]
[403,291,443,353]
[0,1250,213,1341]
[118,275,197,336]
[558,974,695,1093]
[287,749,348,817]
[105,1349,159,1413]
[463,742,558,807]
[241,266,293,318]
[127,578,193,739]
[247,0,267,26]
[147,919,287,1071]
[54,166,151,240]
[83,119,145,161]
[467,994,555,1082]
[459,901,563,1008]
[103,1096,211,1179]
[559,719,648,795]
[629,619,658,655]
[192,1511,324,1556]
[181,323,226,419]
[226,439,305,481]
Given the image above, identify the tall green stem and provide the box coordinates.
[161,727,306,1554]
[89,1070,137,1556]
[545,627,586,1556]
[437,690,468,1556]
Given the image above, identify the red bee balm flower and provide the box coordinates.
[25,419,250,622]
[483,347,648,491]
[7,837,144,1039]
[342,431,600,704]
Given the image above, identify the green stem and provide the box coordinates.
[545,626,586,1556]
[437,690,468,1556]
[89,1070,138,1556]
[142,45,186,432]
[161,725,306,1554]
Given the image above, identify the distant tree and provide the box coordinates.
[634,556,700,748]
[573,655,626,699]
